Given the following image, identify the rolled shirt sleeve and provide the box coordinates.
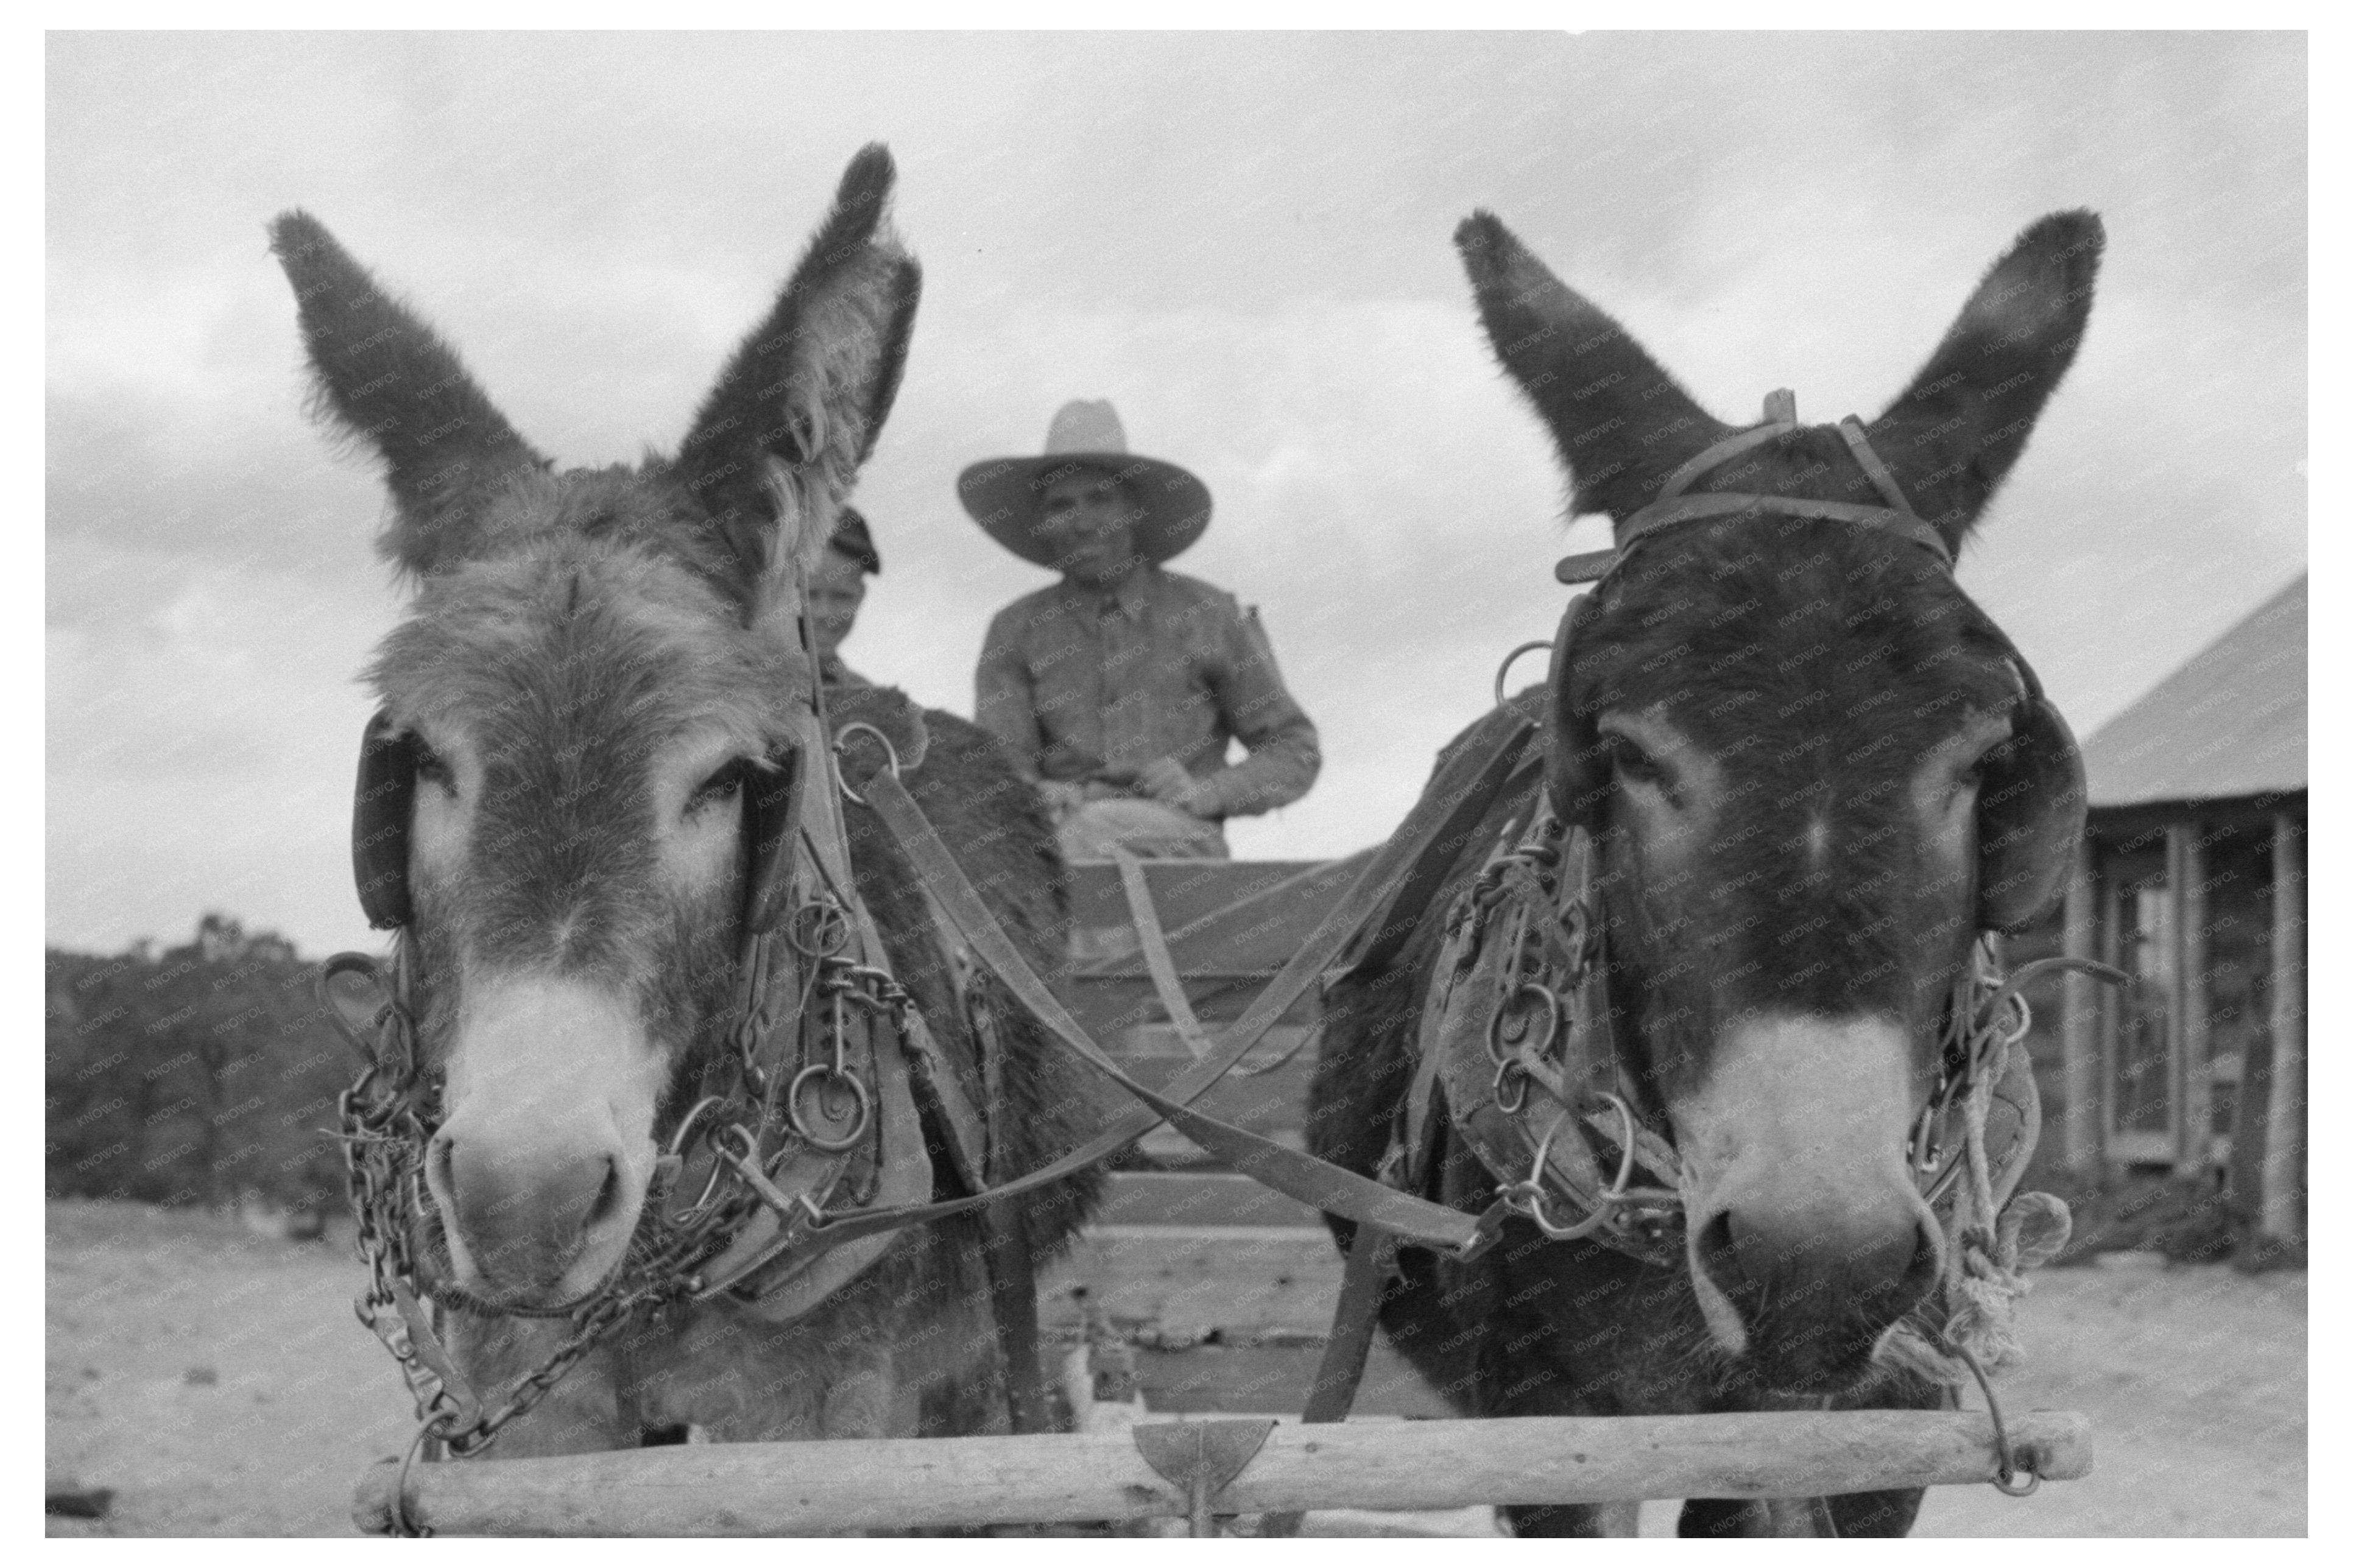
[1199,603,1320,818]
[975,605,1045,779]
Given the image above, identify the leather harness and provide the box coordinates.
[1258,395,2123,1522]
[331,393,2116,1501]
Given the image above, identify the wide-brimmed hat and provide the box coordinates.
[957,400,1212,569]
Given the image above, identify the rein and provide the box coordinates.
[326,609,1548,1478]
[330,393,2113,1515]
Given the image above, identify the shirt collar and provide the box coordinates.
[1057,567,1155,620]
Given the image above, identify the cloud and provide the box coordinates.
[43,32,2305,955]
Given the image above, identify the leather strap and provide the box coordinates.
[981,1209,1049,1434]
[1300,1218,1395,1425]
[915,883,1050,1436]
[1654,417,1794,501]
[859,768,1497,1254]
[1838,415,1922,518]
[785,714,1537,1256]
[693,841,937,1303]
[1259,1217,1396,1537]
[1555,394,1955,585]
[1109,846,1213,1059]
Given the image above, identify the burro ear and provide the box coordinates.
[1868,211,2104,554]
[676,144,923,602]
[269,212,546,578]
[1454,211,1728,522]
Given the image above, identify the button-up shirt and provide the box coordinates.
[975,568,1321,820]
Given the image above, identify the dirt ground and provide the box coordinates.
[45,1199,2305,1538]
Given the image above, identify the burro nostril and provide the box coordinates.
[585,1156,622,1231]
[1895,1215,1946,1308]
[1703,1213,1760,1307]
[1698,1197,1938,1339]
[542,1148,616,1239]
[1695,1210,1746,1292]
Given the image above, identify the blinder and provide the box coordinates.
[1970,642,2086,933]
[353,711,417,932]
[346,711,807,940]
[1537,392,2086,935]
[741,751,804,936]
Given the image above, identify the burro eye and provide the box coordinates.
[685,759,749,817]
[412,737,454,793]
[1606,731,1661,784]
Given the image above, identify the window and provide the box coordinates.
[2103,846,2178,1164]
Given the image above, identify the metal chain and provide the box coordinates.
[1456,812,1682,1254]
[322,895,898,1480]
[1459,829,2036,1259]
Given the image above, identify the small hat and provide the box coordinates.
[828,506,880,575]
[956,401,1212,569]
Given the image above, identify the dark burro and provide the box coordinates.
[1307,208,2106,1537]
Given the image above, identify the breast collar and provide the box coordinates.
[1553,389,1953,587]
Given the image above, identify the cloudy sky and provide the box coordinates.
[46,31,2305,958]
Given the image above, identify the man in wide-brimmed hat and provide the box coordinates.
[961,400,1321,861]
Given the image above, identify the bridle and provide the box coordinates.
[1265,394,2126,1520]
[1551,387,1952,586]
[325,580,983,1469]
[1389,387,2123,1285]
[1409,791,2094,1267]
[326,396,2116,1521]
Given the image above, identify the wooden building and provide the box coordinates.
[2054,574,2305,1248]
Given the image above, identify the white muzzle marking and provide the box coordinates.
[1676,1012,1938,1356]
[427,976,667,1301]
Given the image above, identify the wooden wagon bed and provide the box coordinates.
[1046,853,1453,1417]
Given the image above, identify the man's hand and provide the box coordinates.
[1035,779,1089,818]
[1136,758,1222,818]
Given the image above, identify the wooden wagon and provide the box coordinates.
[1045,853,1434,1419]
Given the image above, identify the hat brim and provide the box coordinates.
[957,450,1212,568]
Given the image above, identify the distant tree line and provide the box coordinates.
[46,913,354,1214]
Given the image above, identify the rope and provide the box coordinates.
[1944,1029,2031,1372]
[1877,954,2114,1387]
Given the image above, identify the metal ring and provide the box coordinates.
[788,1064,871,1153]
[1526,1107,1575,1184]
[1589,1091,1642,1202]
[1511,1111,1612,1241]
[785,899,850,958]
[831,721,901,808]
[660,1098,736,1216]
[387,1414,454,1538]
[663,1096,727,1161]
[1484,981,1561,1066]
[320,952,395,1063]
[1492,1060,1529,1116]
[1494,639,1554,707]
[1944,1333,2040,1497]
